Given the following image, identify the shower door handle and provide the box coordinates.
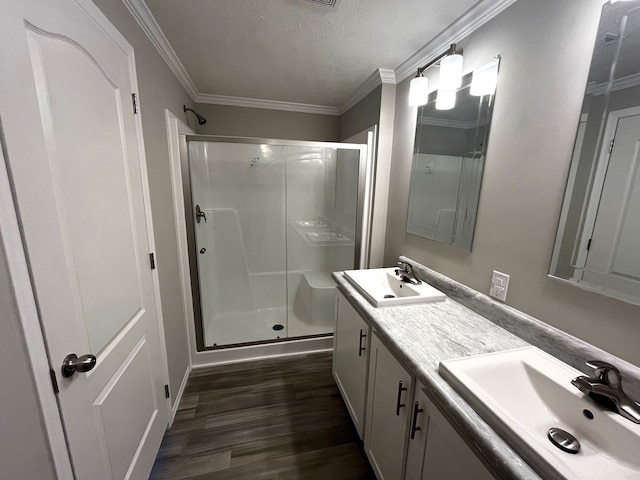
[195,205,207,223]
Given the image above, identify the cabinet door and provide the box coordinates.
[404,383,430,479]
[333,291,370,438]
[365,333,414,480]
[421,395,495,480]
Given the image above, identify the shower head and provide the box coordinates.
[183,105,207,125]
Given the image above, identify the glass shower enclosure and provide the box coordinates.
[185,137,369,349]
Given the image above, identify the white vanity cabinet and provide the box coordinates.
[364,332,414,480]
[405,382,495,480]
[333,291,371,438]
[333,287,496,480]
[404,384,430,480]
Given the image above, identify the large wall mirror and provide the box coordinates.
[551,0,640,305]
[406,60,499,251]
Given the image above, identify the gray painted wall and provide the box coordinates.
[340,86,382,141]
[0,239,55,479]
[385,0,640,367]
[194,103,340,141]
[93,0,193,403]
[338,82,396,268]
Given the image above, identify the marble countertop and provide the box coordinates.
[334,257,640,479]
[333,272,543,480]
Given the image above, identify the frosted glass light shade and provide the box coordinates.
[436,90,456,110]
[409,76,430,106]
[470,58,499,96]
[439,54,463,90]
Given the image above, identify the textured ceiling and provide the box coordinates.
[146,0,481,106]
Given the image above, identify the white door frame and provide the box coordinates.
[574,105,640,276]
[345,125,378,269]
[550,113,588,276]
[165,109,195,420]
[0,1,172,476]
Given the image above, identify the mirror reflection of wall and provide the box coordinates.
[551,0,640,305]
[406,63,497,251]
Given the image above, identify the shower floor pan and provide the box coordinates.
[203,306,332,347]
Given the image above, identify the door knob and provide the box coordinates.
[61,353,97,377]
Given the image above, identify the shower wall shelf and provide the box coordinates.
[291,217,354,247]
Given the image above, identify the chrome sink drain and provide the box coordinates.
[548,427,580,454]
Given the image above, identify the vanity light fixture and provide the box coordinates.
[440,53,464,90]
[470,57,500,96]
[409,75,430,107]
[408,43,463,107]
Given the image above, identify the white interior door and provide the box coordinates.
[0,1,168,479]
[582,112,640,298]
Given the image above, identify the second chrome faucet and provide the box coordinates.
[572,360,640,424]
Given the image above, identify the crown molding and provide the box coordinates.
[122,0,341,115]
[124,0,516,116]
[586,72,640,96]
[379,68,397,84]
[338,68,396,115]
[395,0,518,83]
[195,93,340,115]
[123,0,198,98]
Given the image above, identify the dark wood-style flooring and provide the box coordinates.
[150,351,375,479]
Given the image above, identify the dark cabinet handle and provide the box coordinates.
[358,329,366,357]
[396,381,407,416]
[410,401,424,439]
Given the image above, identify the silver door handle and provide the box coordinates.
[61,353,97,377]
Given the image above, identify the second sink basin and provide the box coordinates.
[439,347,640,479]
[343,267,446,307]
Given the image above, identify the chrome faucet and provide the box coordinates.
[395,261,422,285]
[571,360,640,424]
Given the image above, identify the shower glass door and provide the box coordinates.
[285,146,361,337]
[188,139,366,349]
[189,141,287,347]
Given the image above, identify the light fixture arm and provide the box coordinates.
[415,43,463,77]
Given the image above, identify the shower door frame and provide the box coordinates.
[183,135,372,352]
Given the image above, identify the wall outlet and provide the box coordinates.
[489,270,510,302]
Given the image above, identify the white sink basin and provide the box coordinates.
[439,347,640,479]
[343,267,446,307]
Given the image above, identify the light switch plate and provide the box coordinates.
[490,270,510,302]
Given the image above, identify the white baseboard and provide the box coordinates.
[191,336,333,370]
[169,365,191,427]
